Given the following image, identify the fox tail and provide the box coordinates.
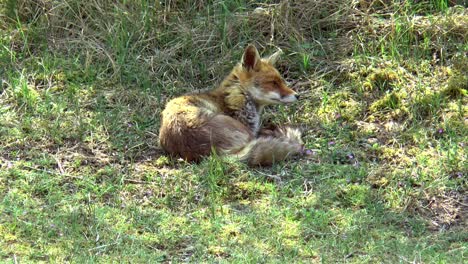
[230,126,304,166]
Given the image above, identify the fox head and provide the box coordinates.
[234,44,298,105]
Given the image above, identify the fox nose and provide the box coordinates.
[295,94,300,100]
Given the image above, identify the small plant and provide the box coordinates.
[300,53,311,72]
[363,69,399,93]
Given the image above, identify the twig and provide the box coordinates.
[255,170,282,182]
[88,242,117,252]
[442,195,468,207]
[88,234,121,252]
[292,80,318,89]
[14,162,86,181]
[123,178,150,184]
[54,156,65,174]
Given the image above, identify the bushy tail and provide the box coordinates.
[231,126,304,166]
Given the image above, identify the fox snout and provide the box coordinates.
[280,91,299,103]
[278,85,299,103]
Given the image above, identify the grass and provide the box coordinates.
[1,0,467,262]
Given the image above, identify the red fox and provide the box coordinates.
[159,45,304,165]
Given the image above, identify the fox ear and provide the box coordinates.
[242,44,260,71]
[266,48,283,66]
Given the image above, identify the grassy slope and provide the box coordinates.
[1,0,467,262]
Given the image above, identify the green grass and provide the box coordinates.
[1,0,467,262]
